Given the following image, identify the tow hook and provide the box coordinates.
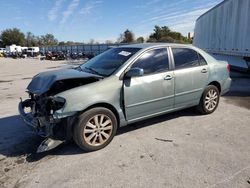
[37,138,65,153]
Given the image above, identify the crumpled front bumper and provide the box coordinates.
[19,99,66,152]
[18,99,39,131]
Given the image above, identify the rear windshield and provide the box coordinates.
[80,47,141,77]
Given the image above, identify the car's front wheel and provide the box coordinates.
[73,107,117,151]
[197,85,220,114]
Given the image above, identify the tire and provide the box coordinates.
[197,85,220,115]
[73,107,117,152]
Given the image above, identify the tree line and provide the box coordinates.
[119,26,192,44]
[0,28,58,47]
[0,26,192,47]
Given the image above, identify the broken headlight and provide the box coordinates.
[47,96,66,114]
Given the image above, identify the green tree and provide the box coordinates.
[117,33,123,43]
[40,33,58,46]
[0,28,25,46]
[158,36,175,43]
[25,32,38,47]
[148,25,191,43]
[147,37,157,43]
[149,26,171,41]
[119,29,134,43]
[58,41,66,46]
[136,37,144,43]
[0,40,3,48]
[36,36,43,46]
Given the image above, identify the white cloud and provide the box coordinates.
[141,9,187,24]
[134,0,163,9]
[79,1,102,15]
[162,8,211,22]
[137,2,219,36]
[48,0,64,21]
[166,7,212,35]
[145,0,162,6]
[79,5,93,15]
[61,0,80,24]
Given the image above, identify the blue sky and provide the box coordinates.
[0,0,223,42]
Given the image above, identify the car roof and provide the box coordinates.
[119,43,193,49]
[116,43,217,65]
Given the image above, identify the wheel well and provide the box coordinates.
[84,103,120,127]
[208,81,221,93]
[67,103,121,141]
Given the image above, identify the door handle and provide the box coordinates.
[164,75,173,80]
[201,68,208,73]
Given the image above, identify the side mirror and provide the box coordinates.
[125,68,144,78]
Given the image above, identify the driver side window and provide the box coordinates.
[131,48,169,75]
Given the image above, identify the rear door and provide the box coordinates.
[170,47,209,108]
[124,48,174,121]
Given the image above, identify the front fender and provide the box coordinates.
[53,76,126,124]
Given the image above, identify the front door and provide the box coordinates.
[123,48,174,122]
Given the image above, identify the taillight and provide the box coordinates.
[227,64,230,72]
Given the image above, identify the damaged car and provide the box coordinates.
[19,43,231,152]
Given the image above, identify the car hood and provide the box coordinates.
[27,68,102,95]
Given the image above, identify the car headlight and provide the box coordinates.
[48,96,66,113]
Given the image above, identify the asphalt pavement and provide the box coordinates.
[0,58,249,188]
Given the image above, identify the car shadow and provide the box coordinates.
[222,75,250,109]
[226,71,250,97]
[0,108,199,162]
[0,115,43,157]
[116,108,197,136]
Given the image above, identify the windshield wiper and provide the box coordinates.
[74,66,82,71]
[83,66,103,76]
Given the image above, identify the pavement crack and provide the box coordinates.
[155,138,173,142]
[207,165,250,188]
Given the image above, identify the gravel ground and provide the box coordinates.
[0,58,249,188]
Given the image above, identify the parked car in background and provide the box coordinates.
[45,51,52,60]
[26,47,40,57]
[0,48,6,53]
[0,48,5,57]
[19,43,231,152]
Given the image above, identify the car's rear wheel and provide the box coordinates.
[197,85,220,114]
[73,107,117,151]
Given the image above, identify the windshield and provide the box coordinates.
[80,47,141,77]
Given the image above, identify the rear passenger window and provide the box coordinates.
[172,48,199,69]
[131,48,169,75]
[198,53,207,65]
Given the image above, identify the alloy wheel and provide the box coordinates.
[83,114,113,146]
[204,89,218,111]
